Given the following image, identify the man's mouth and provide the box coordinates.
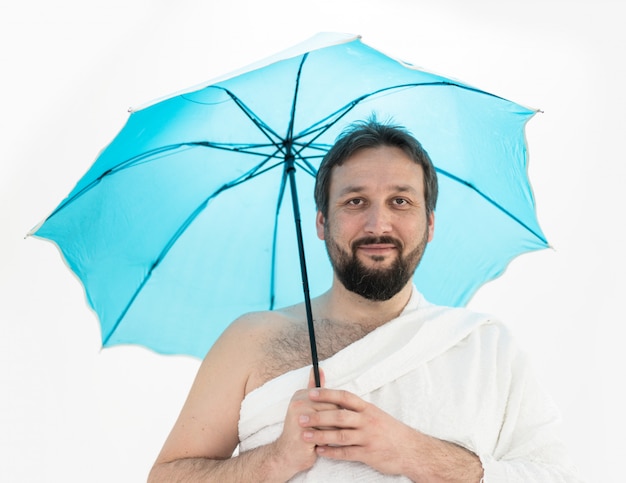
[357,243,397,255]
[352,237,402,260]
[353,236,401,250]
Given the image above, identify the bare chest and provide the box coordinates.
[254,319,377,387]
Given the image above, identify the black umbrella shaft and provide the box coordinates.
[286,155,320,387]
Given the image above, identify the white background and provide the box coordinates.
[2,1,623,481]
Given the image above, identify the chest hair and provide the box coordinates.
[260,318,379,382]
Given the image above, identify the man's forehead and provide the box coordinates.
[328,149,425,192]
[333,146,420,169]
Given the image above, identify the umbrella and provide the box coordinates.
[29,33,548,384]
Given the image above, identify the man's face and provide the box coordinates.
[316,146,435,301]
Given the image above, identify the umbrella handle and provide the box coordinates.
[286,158,321,387]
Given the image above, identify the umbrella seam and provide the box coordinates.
[436,167,547,245]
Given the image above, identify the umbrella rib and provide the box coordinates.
[294,158,320,177]
[211,86,288,158]
[285,53,308,143]
[269,167,289,310]
[40,142,287,223]
[43,145,189,220]
[436,167,547,245]
[102,197,213,346]
[198,141,285,156]
[291,142,328,176]
[284,80,535,193]
[292,81,518,160]
[102,160,286,345]
[208,55,311,165]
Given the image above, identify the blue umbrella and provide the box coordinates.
[29,33,547,379]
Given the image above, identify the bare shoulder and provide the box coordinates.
[205,310,290,375]
[219,309,297,357]
[228,309,295,334]
[223,308,306,394]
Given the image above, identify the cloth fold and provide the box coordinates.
[237,287,582,481]
[240,289,486,439]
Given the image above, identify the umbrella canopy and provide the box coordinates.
[30,32,547,360]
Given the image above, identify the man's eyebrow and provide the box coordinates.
[392,185,419,194]
[337,185,366,197]
[337,184,418,197]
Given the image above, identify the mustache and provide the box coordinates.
[351,236,403,251]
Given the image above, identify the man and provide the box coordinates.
[149,120,581,481]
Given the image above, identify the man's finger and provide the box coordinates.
[308,407,360,430]
[308,388,367,412]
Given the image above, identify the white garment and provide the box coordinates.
[238,289,582,482]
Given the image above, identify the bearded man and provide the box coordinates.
[149,120,581,482]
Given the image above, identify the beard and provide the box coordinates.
[324,228,430,301]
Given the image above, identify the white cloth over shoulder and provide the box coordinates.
[238,288,582,482]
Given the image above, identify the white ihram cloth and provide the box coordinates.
[238,288,582,481]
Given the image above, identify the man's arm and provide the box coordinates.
[149,445,289,483]
[149,386,328,482]
[148,315,324,482]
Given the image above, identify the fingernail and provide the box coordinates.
[299,415,310,424]
[303,431,313,440]
[309,389,320,397]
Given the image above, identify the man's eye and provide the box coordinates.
[347,198,363,206]
[393,198,408,206]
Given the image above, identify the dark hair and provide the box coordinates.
[314,119,438,217]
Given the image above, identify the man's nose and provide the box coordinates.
[364,204,392,234]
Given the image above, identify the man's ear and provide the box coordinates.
[427,212,435,242]
[316,211,325,240]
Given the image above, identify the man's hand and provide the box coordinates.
[270,368,340,477]
[299,388,484,482]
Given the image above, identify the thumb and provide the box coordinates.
[308,366,325,388]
